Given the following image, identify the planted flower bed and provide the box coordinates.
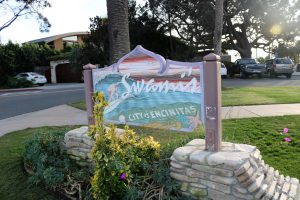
[22,93,188,200]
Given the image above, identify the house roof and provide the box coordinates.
[26,31,89,44]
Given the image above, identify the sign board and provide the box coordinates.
[92,45,204,132]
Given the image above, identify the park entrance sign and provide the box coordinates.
[92,46,204,132]
[84,45,222,151]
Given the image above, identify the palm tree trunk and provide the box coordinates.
[213,0,224,55]
[106,0,130,64]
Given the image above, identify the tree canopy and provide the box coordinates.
[0,42,58,84]
[223,0,300,58]
[0,0,51,32]
[145,0,300,58]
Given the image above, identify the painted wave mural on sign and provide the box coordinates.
[93,45,204,132]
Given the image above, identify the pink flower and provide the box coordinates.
[283,137,292,143]
[119,173,126,181]
[283,128,289,133]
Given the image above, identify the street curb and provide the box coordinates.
[0,88,42,93]
[293,72,300,76]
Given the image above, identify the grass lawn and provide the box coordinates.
[69,101,87,110]
[0,126,78,200]
[222,86,300,106]
[138,115,300,178]
[69,86,300,110]
[1,116,300,199]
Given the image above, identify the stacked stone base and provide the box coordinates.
[63,126,94,166]
[170,139,300,200]
[63,126,125,167]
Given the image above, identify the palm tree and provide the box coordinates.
[213,0,224,55]
[106,0,130,64]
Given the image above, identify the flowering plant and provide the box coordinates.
[89,92,160,200]
[281,127,292,143]
[119,173,126,181]
[283,137,292,142]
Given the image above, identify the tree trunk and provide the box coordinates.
[213,0,224,55]
[236,34,252,58]
[225,19,252,58]
[168,13,173,58]
[106,0,130,64]
[239,48,252,58]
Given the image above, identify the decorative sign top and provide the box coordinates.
[92,45,204,132]
[116,45,166,75]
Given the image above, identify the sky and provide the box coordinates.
[0,0,108,44]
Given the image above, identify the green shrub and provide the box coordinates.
[124,131,199,200]
[89,93,161,200]
[23,130,91,198]
[0,76,33,89]
[123,156,187,200]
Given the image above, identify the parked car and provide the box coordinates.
[265,58,294,78]
[227,58,266,78]
[16,72,47,86]
[297,64,300,72]
[221,63,227,78]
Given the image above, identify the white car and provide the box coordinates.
[221,63,227,78]
[16,72,47,86]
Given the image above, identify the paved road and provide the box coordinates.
[222,75,300,87]
[0,84,85,120]
[1,75,300,120]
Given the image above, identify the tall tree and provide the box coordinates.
[106,0,130,64]
[73,14,196,68]
[0,0,51,32]
[223,0,300,58]
[213,0,224,55]
[146,0,300,58]
[147,0,215,51]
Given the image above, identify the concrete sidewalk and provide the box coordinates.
[1,103,300,136]
[293,71,300,76]
[0,105,87,136]
[222,103,300,119]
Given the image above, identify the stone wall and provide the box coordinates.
[170,139,300,200]
[63,128,300,199]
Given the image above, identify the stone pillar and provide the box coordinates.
[50,61,57,83]
[203,53,222,152]
[170,139,300,200]
[83,64,96,127]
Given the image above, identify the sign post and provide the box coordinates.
[83,64,96,126]
[203,53,222,152]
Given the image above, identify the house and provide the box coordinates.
[27,31,88,50]
[27,32,89,83]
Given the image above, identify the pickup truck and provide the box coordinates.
[228,58,266,78]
